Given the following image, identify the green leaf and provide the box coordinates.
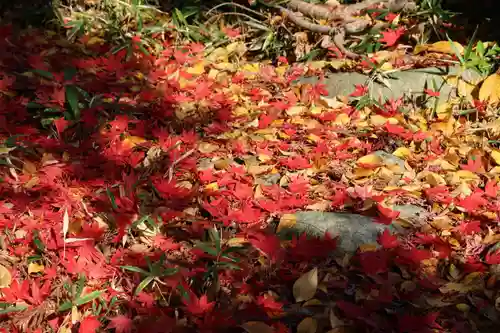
[27,102,45,108]
[161,267,179,276]
[65,85,80,120]
[262,32,274,51]
[76,86,90,100]
[63,68,77,81]
[75,274,86,298]
[58,301,73,312]
[222,246,246,255]
[196,242,219,257]
[0,304,28,315]
[131,215,152,229]
[135,275,155,295]
[106,188,118,210]
[463,25,479,61]
[27,254,43,262]
[137,43,150,56]
[447,35,464,65]
[33,237,45,252]
[208,227,221,253]
[32,69,53,80]
[121,266,151,275]
[174,8,188,26]
[75,290,103,307]
[111,44,129,55]
[476,41,485,57]
[216,261,241,270]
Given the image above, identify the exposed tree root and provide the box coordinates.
[281,0,416,58]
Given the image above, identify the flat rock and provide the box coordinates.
[280,205,428,254]
[298,65,484,105]
[373,150,405,171]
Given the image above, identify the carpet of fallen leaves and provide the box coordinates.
[1,21,500,333]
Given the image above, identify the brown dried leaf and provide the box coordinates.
[297,317,317,333]
[277,214,297,233]
[0,264,12,288]
[241,321,274,333]
[293,267,318,302]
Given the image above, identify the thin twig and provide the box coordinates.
[167,148,195,182]
[205,2,268,19]
[205,12,268,27]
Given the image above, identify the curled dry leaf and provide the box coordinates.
[329,309,345,329]
[28,262,45,274]
[293,267,318,302]
[479,73,500,104]
[357,154,383,167]
[414,41,464,55]
[0,264,11,288]
[297,317,318,333]
[277,213,297,233]
[490,150,500,165]
[241,321,274,333]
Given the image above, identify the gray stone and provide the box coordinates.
[298,65,485,106]
[373,150,405,170]
[283,205,428,254]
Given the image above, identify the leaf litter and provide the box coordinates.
[0,6,499,333]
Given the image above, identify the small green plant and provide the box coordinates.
[58,275,104,312]
[448,31,500,76]
[121,254,179,295]
[193,227,245,292]
[411,0,455,41]
[27,67,88,125]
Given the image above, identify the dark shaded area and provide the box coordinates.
[0,0,55,28]
[0,1,500,333]
[432,0,500,43]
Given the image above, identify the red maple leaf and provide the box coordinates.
[348,184,373,200]
[385,12,399,22]
[398,312,441,333]
[377,229,399,249]
[289,232,337,260]
[232,183,254,200]
[379,27,405,46]
[461,156,482,172]
[425,186,452,204]
[227,204,263,224]
[424,89,440,97]
[53,117,69,137]
[281,156,311,170]
[359,250,389,275]
[398,247,432,266]
[485,179,499,197]
[153,179,192,200]
[331,188,348,208]
[454,220,481,235]
[349,84,368,97]
[375,204,400,224]
[259,113,275,129]
[486,250,500,264]
[183,294,215,316]
[136,292,155,308]
[463,256,487,273]
[256,294,283,317]
[79,316,101,333]
[247,231,283,261]
[107,315,133,333]
[152,235,181,251]
[385,123,406,135]
[457,191,487,212]
[287,175,309,195]
[336,300,368,319]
